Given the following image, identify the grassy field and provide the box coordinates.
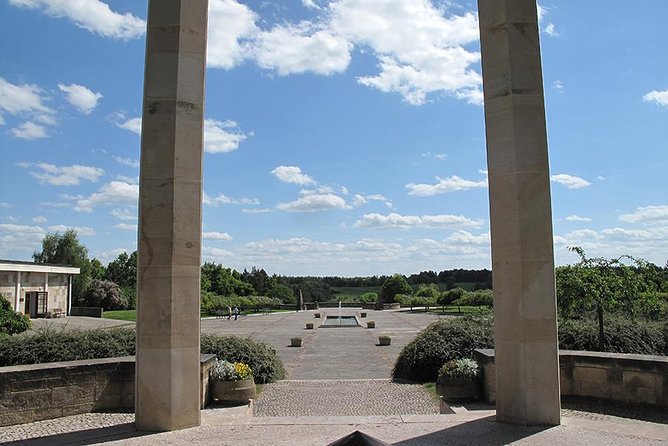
[102,310,136,321]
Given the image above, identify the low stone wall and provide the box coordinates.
[0,354,217,427]
[474,349,668,408]
[70,306,104,318]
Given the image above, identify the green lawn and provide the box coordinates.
[102,310,136,321]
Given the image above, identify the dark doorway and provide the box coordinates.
[24,292,48,318]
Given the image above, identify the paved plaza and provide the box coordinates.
[3,310,668,445]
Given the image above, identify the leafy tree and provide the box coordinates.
[0,294,31,335]
[556,247,656,350]
[268,283,295,304]
[437,287,466,313]
[80,279,127,310]
[106,251,137,289]
[243,267,270,296]
[415,283,440,299]
[358,292,378,303]
[299,279,331,302]
[377,274,412,308]
[33,229,90,300]
[89,258,106,281]
[200,262,255,297]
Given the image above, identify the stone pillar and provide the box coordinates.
[14,271,21,313]
[136,0,208,431]
[478,0,561,425]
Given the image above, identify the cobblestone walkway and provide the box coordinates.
[253,380,439,417]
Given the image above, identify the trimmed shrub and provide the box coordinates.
[200,334,285,384]
[0,327,135,366]
[81,279,128,310]
[0,295,30,336]
[392,313,494,383]
[558,316,666,355]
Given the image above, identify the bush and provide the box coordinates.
[558,316,666,355]
[0,295,31,336]
[392,313,494,383]
[201,334,285,384]
[81,279,128,310]
[438,358,479,380]
[0,327,136,366]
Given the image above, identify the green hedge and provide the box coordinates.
[392,313,667,383]
[201,334,285,384]
[0,329,285,384]
[392,313,494,382]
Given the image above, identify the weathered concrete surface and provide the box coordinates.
[478,0,561,426]
[135,0,209,431]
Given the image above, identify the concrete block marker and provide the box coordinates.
[478,0,561,425]
[136,0,209,431]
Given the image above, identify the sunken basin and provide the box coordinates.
[319,315,360,328]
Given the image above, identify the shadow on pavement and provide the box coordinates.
[1,423,151,446]
[393,415,554,446]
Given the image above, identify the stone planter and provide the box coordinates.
[314,313,321,318]
[212,378,256,405]
[291,337,302,347]
[306,322,314,329]
[367,321,375,329]
[378,336,391,346]
[436,376,480,402]
[360,312,367,318]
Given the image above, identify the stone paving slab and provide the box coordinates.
[253,380,440,417]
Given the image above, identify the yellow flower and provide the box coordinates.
[233,362,253,380]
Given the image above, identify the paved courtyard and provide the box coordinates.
[4,310,667,445]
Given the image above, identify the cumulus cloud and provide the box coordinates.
[111,208,136,221]
[47,225,95,236]
[643,90,668,107]
[9,0,145,39]
[32,215,47,224]
[421,152,447,160]
[619,205,668,225]
[406,175,487,196]
[354,212,483,229]
[204,119,250,153]
[271,166,316,185]
[114,223,137,231]
[352,194,392,208]
[277,193,350,212]
[58,83,102,114]
[115,115,250,154]
[446,230,490,245]
[203,192,259,206]
[18,162,104,186]
[550,174,591,189]
[112,156,139,168]
[11,121,48,139]
[202,246,235,261]
[203,231,233,241]
[73,181,138,212]
[207,0,258,69]
[0,77,55,127]
[565,215,592,222]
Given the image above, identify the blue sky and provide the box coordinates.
[0,0,666,276]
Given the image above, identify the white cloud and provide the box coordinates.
[552,80,564,92]
[0,77,54,124]
[271,166,316,185]
[204,119,249,153]
[207,0,258,69]
[203,231,233,241]
[277,193,350,212]
[421,152,447,160]
[544,22,558,37]
[0,223,44,234]
[9,0,145,40]
[354,212,483,229]
[113,223,137,231]
[550,174,591,189]
[619,205,668,225]
[18,162,104,186]
[565,215,592,222]
[446,230,490,245]
[115,116,250,154]
[0,203,9,208]
[47,225,95,236]
[254,22,351,76]
[241,208,274,214]
[352,194,392,208]
[115,116,141,135]
[203,192,259,206]
[331,0,481,105]
[95,248,132,263]
[11,121,48,139]
[111,208,136,221]
[113,156,139,168]
[0,223,46,257]
[73,181,138,212]
[202,246,235,261]
[58,83,102,114]
[406,175,487,196]
[643,90,668,107]
[32,216,47,224]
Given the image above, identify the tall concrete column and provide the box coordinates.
[136,0,208,431]
[478,0,561,425]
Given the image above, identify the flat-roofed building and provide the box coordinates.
[0,260,80,318]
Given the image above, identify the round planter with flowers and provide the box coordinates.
[210,360,256,405]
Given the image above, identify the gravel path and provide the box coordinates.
[253,380,440,417]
